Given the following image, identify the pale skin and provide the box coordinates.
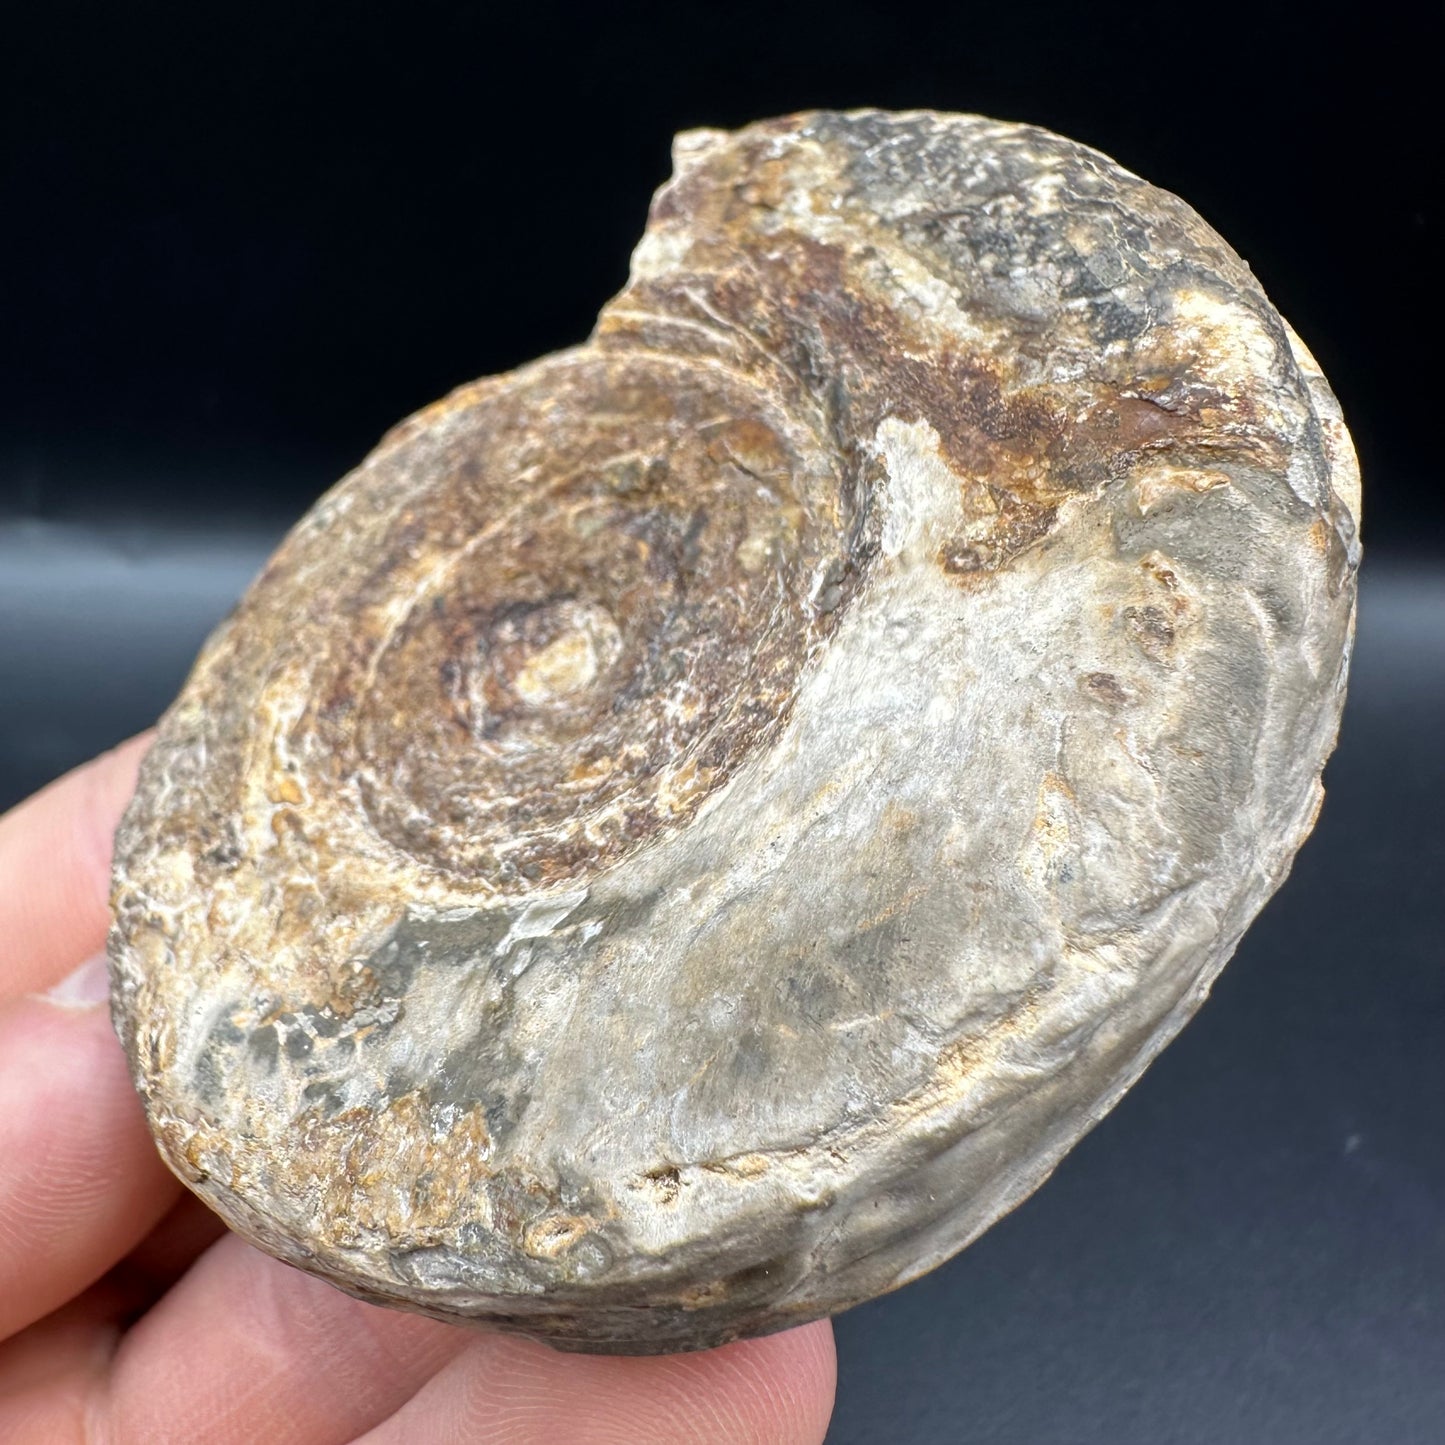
[0,735,837,1444]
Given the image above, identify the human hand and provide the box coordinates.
[0,736,836,1443]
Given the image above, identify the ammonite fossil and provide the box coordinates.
[109,110,1359,1353]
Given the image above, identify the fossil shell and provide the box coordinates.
[109,110,1359,1354]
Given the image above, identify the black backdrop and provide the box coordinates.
[4,2,1441,550]
[3,4,1441,1443]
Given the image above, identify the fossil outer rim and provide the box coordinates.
[109,108,1359,1353]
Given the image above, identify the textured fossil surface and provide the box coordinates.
[109,110,1360,1353]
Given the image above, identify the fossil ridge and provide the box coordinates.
[109,110,1360,1353]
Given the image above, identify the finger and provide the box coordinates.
[356,1319,837,1445]
[0,1283,126,1403]
[109,1193,229,1309]
[0,1203,227,1443]
[100,1233,470,1444]
[0,733,151,1001]
[0,970,181,1344]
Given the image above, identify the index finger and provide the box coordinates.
[0,733,151,1002]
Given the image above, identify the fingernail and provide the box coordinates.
[42,952,112,1009]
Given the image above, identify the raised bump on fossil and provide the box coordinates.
[109,109,1358,1354]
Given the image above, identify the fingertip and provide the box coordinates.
[359,1314,837,1445]
[682,1319,838,1445]
[754,1319,838,1444]
[680,1319,838,1445]
[39,953,113,1009]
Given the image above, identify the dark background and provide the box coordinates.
[3,3,1441,1442]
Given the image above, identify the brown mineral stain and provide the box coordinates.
[1133,465,1231,516]
[631,1165,684,1205]
[1081,671,1133,709]
[1140,552,1184,595]
[322,345,862,893]
[879,800,918,836]
[270,808,305,842]
[647,174,1263,600]
[271,775,303,805]
[678,1279,730,1308]
[700,1152,772,1181]
[706,416,791,479]
[523,1214,595,1259]
[316,1095,495,1242]
[939,540,986,576]
[1124,604,1177,662]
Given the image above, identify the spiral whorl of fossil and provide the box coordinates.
[110,111,1359,1353]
